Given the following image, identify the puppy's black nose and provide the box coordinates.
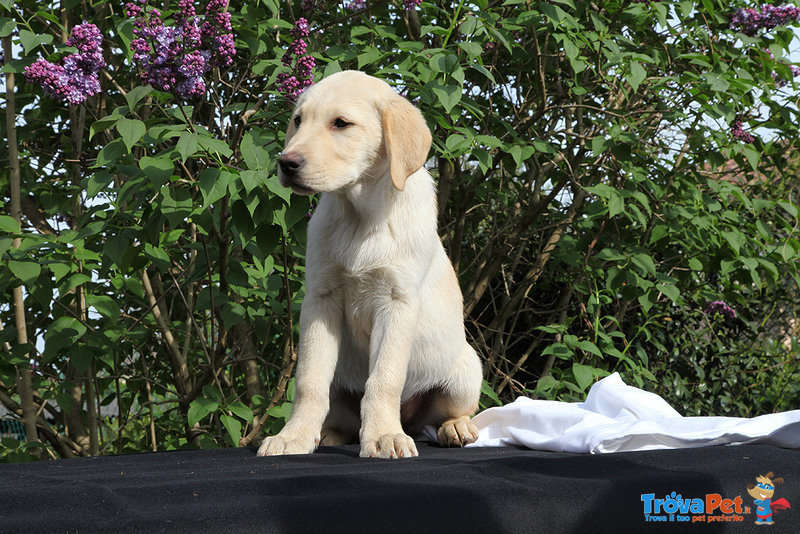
[278,152,304,178]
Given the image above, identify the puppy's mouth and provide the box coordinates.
[290,183,316,195]
[278,173,316,196]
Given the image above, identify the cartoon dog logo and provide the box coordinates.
[747,472,791,525]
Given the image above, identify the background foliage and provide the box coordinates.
[2,0,800,461]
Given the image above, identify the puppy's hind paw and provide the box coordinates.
[437,416,478,448]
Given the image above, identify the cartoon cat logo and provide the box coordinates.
[747,472,791,525]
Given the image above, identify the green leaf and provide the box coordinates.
[430,83,462,114]
[240,170,263,194]
[608,194,625,218]
[445,133,469,153]
[638,289,656,314]
[160,185,193,227]
[198,168,232,207]
[90,113,124,140]
[241,131,270,170]
[176,132,199,162]
[68,345,93,374]
[220,414,242,445]
[266,175,291,204]
[591,136,608,156]
[0,215,20,233]
[9,260,41,283]
[631,253,656,277]
[188,397,218,427]
[125,85,154,110]
[657,282,681,303]
[95,139,127,168]
[87,170,114,197]
[707,73,729,93]
[228,401,254,422]
[480,380,502,407]
[742,145,760,171]
[267,402,293,421]
[356,46,382,69]
[473,148,492,174]
[535,323,569,334]
[542,342,572,359]
[19,29,53,54]
[284,197,310,230]
[87,294,120,322]
[44,317,86,359]
[143,243,171,271]
[575,340,602,358]
[723,231,746,256]
[0,18,16,38]
[469,63,496,84]
[140,155,174,188]
[649,224,669,244]
[627,61,646,92]
[116,118,146,152]
[198,137,234,159]
[572,363,595,391]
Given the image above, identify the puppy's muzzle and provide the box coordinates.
[278,152,305,183]
[278,152,314,194]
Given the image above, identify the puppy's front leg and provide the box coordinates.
[257,293,341,456]
[359,298,418,459]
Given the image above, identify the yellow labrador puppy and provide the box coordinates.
[257,70,482,459]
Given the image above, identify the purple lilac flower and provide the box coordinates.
[126,0,235,99]
[403,0,422,9]
[24,22,105,105]
[730,120,755,144]
[345,0,367,10]
[775,64,800,87]
[706,301,736,321]
[277,18,315,102]
[730,4,800,36]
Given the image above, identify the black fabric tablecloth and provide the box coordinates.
[0,442,797,533]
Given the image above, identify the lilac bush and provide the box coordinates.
[345,0,367,10]
[24,22,105,105]
[730,120,756,143]
[277,18,315,102]
[730,4,800,36]
[126,0,235,99]
[706,301,737,321]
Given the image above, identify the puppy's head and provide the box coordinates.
[277,70,432,195]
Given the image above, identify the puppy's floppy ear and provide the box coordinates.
[382,94,432,191]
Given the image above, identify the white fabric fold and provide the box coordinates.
[464,373,800,453]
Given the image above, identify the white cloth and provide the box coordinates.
[464,373,800,453]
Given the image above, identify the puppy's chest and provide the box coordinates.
[339,268,394,347]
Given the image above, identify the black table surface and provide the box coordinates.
[1,442,797,533]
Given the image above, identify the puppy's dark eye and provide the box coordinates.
[294,115,301,128]
[332,118,351,129]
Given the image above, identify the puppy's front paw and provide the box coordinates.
[360,433,418,459]
[257,434,318,456]
[437,416,478,447]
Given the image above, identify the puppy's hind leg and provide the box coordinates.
[415,344,483,448]
[319,388,361,446]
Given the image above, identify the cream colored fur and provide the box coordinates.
[257,70,482,459]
